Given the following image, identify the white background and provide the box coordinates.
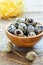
[23,0,43,12]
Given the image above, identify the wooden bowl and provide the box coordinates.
[6,23,43,47]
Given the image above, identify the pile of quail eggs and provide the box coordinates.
[8,18,43,37]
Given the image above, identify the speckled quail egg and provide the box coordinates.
[18,23,27,33]
[13,22,19,29]
[29,32,36,36]
[17,19,22,23]
[27,25,34,32]
[17,18,25,23]
[34,29,42,35]
[14,29,24,37]
[25,18,33,23]
[27,18,33,23]
[36,23,41,27]
[35,25,43,34]
[8,24,16,34]
[31,22,37,27]
[25,18,29,26]
[26,51,37,61]
[0,42,13,52]
[34,30,38,35]
[25,18,27,21]
[36,24,43,31]
[25,18,33,26]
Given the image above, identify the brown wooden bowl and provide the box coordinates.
[6,23,43,47]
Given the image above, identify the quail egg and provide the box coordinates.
[35,29,42,34]
[27,18,33,23]
[29,32,36,36]
[25,18,33,23]
[14,29,24,37]
[36,23,41,27]
[36,24,43,31]
[17,18,25,23]
[8,24,16,34]
[13,22,19,29]
[26,51,37,61]
[35,25,43,34]
[18,23,27,33]
[25,18,29,26]
[32,22,37,27]
[25,18,33,26]
[34,30,38,35]
[25,18,27,21]
[27,25,34,32]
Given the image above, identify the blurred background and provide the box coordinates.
[24,0,43,12]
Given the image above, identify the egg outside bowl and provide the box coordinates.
[6,23,43,47]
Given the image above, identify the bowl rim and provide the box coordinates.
[6,22,43,39]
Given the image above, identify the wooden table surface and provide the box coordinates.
[0,12,43,65]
